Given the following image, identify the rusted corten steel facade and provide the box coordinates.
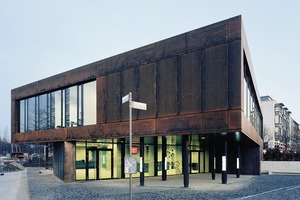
[11,15,263,181]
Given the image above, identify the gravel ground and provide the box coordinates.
[27,168,300,200]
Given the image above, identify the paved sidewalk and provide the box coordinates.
[94,173,255,191]
[0,169,29,200]
[0,167,256,200]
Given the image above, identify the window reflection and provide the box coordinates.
[20,100,26,132]
[67,86,78,127]
[52,90,62,129]
[244,64,262,135]
[19,81,96,133]
[27,97,36,132]
[83,81,96,125]
[39,94,48,130]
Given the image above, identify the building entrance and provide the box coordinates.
[190,150,205,173]
[86,148,113,180]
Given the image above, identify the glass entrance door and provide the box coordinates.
[189,150,206,173]
[99,150,112,179]
[87,149,98,180]
[190,151,200,173]
[87,149,112,180]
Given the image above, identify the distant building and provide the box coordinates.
[291,119,300,151]
[260,95,299,150]
[11,16,263,184]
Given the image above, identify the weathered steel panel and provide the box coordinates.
[228,110,241,130]
[104,122,122,138]
[66,63,98,85]
[186,21,227,52]
[100,54,124,76]
[37,130,53,141]
[120,68,138,121]
[37,73,67,94]
[228,40,242,109]
[67,125,97,140]
[13,131,38,143]
[157,57,177,117]
[125,43,156,68]
[202,111,228,131]
[132,119,156,136]
[178,51,202,114]
[11,82,38,100]
[156,115,191,134]
[11,100,17,137]
[106,73,121,122]
[138,63,156,119]
[201,44,228,112]
[97,76,106,123]
[155,34,186,60]
[228,15,242,41]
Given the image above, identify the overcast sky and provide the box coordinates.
[1,1,300,140]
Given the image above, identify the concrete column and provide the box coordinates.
[64,141,75,182]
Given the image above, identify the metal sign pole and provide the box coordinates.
[129,92,132,200]
[122,92,146,200]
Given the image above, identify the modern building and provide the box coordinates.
[260,95,295,150]
[11,16,263,185]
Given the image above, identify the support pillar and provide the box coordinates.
[45,143,49,169]
[222,141,227,184]
[182,135,189,187]
[212,140,216,180]
[154,136,158,176]
[140,137,145,186]
[237,144,240,178]
[121,138,125,178]
[162,136,167,181]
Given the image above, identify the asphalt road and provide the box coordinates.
[26,168,300,200]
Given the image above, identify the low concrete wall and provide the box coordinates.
[261,161,300,174]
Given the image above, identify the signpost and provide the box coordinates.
[122,92,147,200]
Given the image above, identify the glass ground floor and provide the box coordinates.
[75,134,209,180]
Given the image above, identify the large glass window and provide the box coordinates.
[244,58,263,135]
[20,100,26,132]
[18,80,96,133]
[83,81,96,125]
[27,97,36,132]
[70,86,78,127]
[51,90,62,128]
[39,94,48,130]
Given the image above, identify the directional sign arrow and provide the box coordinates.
[130,101,147,110]
[122,94,130,104]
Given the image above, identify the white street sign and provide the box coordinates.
[131,101,147,110]
[125,157,137,174]
[122,94,130,104]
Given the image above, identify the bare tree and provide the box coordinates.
[3,126,9,143]
[281,128,290,150]
[262,125,273,149]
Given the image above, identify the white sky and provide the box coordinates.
[1,1,300,139]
